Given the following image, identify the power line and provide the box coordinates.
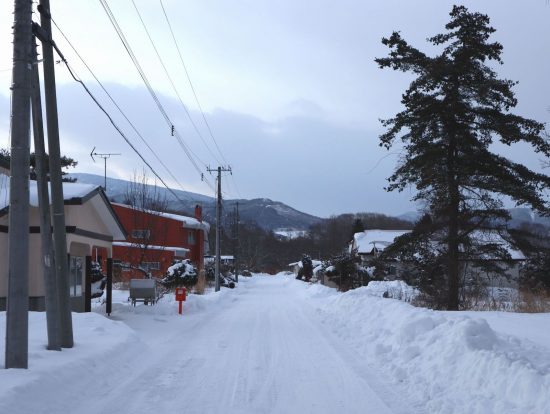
[50,17,195,199]
[131,0,221,165]
[158,0,226,165]
[98,0,215,192]
[46,36,192,205]
[158,0,243,199]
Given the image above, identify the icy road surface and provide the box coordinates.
[86,277,411,414]
[86,276,413,414]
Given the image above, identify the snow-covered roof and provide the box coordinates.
[467,230,525,260]
[0,175,100,210]
[157,211,209,231]
[0,177,126,240]
[352,227,525,261]
[111,202,209,232]
[353,230,411,255]
[113,241,189,255]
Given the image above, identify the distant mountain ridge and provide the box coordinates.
[397,208,550,229]
[69,173,322,231]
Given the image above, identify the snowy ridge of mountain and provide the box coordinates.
[397,207,550,229]
[69,173,321,231]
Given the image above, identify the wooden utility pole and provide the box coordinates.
[5,0,33,369]
[233,202,239,283]
[31,39,61,351]
[207,166,231,292]
[38,0,73,347]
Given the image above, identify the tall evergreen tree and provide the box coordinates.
[350,218,365,238]
[375,5,550,309]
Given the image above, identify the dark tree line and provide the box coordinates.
[209,212,412,274]
[0,148,78,182]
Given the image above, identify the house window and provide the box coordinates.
[141,262,160,271]
[69,256,83,297]
[188,231,196,245]
[132,229,151,239]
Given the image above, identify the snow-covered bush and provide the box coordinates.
[324,252,369,291]
[90,261,107,299]
[160,260,198,289]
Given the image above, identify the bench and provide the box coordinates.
[129,278,157,306]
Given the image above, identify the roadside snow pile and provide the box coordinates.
[0,311,141,412]
[94,282,235,317]
[316,287,550,414]
[364,280,419,301]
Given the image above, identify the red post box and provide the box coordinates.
[175,287,186,314]
[175,287,186,302]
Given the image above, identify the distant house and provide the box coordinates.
[350,229,412,264]
[0,177,126,312]
[111,203,209,279]
[350,228,526,287]
[458,230,526,288]
[205,255,234,267]
[288,258,325,282]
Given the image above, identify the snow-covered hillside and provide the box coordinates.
[1,276,549,414]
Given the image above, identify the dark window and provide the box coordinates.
[132,229,151,239]
[142,262,160,271]
[69,256,83,297]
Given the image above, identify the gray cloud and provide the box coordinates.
[1,0,549,218]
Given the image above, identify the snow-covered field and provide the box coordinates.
[1,275,549,414]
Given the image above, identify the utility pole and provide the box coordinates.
[38,0,73,348]
[233,202,240,283]
[31,39,61,351]
[5,0,33,369]
[90,147,120,192]
[207,166,231,292]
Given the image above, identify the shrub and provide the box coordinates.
[160,260,198,289]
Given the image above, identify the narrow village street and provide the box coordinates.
[1,276,417,414]
[82,276,414,414]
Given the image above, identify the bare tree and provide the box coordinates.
[122,169,169,275]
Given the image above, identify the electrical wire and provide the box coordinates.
[48,37,193,204]
[158,0,226,164]
[50,16,194,200]
[158,0,243,199]
[131,0,221,165]
[98,0,215,192]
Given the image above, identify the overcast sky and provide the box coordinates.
[1,1,549,218]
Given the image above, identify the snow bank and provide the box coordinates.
[0,311,141,413]
[314,287,550,414]
[364,280,419,301]
[94,282,236,318]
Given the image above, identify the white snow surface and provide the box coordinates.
[1,275,549,414]
[113,241,190,253]
[353,229,411,254]
[274,229,308,239]
[0,176,99,210]
[364,280,420,301]
[468,229,526,260]
[111,202,210,231]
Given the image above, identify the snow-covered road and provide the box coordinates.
[4,274,548,414]
[83,276,413,414]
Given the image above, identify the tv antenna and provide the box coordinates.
[90,147,121,192]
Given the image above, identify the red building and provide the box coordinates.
[111,203,208,279]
